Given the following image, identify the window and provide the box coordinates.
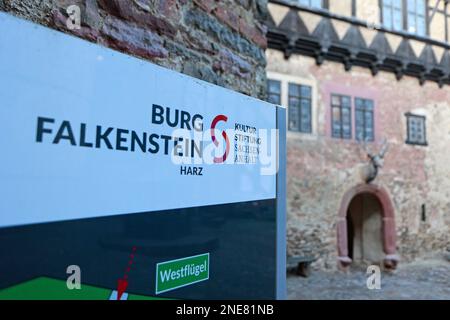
[288,83,312,133]
[407,0,426,36]
[406,113,427,145]
[382,0,404,31]
[267,73,316,135]
[298,0,323,9]
[267,79,281,105]
[355,98,375,142]
[331,95,352,139]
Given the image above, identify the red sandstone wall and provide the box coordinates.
[0,0,269,98]
[268,50,450,268]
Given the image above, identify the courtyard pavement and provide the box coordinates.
[287,259,450,300]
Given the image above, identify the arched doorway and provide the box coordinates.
[347,193,384,264]
[337,184,399,269]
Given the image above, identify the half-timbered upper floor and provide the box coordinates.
[265,0,450,86]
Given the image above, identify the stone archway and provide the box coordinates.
[336,184,399,268]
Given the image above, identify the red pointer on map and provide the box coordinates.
[117,278,128,300]
[117,246,137,300]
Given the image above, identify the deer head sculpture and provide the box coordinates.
[362,138,389,184]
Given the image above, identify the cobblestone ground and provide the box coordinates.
[288,259,450,300]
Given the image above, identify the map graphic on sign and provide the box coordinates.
[0,278,163,300]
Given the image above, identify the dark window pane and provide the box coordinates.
[365,112,373,124]
[301,86,312,98]
[332,127,341,138]
[300,99,312,133]
[342,96,351,107]
[355,98,374,141]
[268,80,280,94]
[355,98,363,109]
[267,79,281,105]
[288,83,301,97]
[289,97,300,108]
[407,114,426,145]
[356,109,364,121]
[289,106,300,131]
[331,95,352,139]
[268,94,280,105]
[365,122,374,140]
[356,129,363,141]
[332,106,341,138]
[289,83,312,133]
[343,107,351,139]
[342,107,351,120]
[332,106,341,122]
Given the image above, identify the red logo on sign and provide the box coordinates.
[210,115,230,164]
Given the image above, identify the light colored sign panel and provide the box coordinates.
[0,13,277,228]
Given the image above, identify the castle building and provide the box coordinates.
[265,0,450,268]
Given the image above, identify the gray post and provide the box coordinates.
[276,106,287,300]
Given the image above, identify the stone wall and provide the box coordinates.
[267,49,450,269]
[0,0,268,98]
